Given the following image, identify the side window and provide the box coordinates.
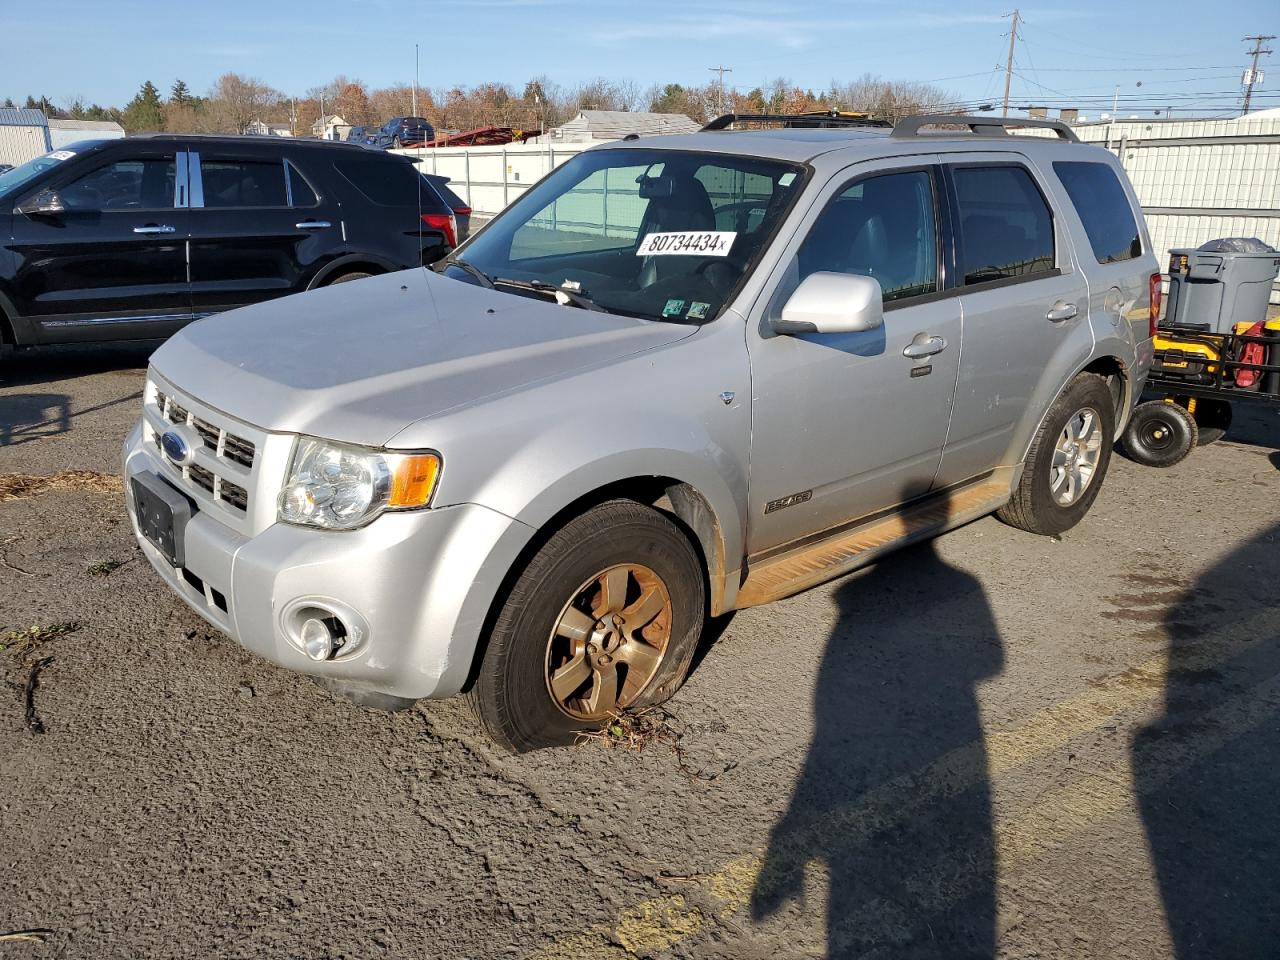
[333,157,415,206]
[285,161,318,207]
[952,165,1055,285]
[199,158,288,208]
[1053,161,1142,264]
[59,157,176,211]
[796,169,938,303]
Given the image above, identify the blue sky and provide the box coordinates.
[2,0,1276,118]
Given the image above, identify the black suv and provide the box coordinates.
[368,117,434,149]
[0,134,458,350]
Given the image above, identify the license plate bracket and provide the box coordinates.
[131,472,194,567]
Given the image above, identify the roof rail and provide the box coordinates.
[703,110,892,131]
[892,114,1080,142]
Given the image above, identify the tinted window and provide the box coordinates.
[953,165,1055,285]
[286,161,318,206]
[200,159,287,208]
[59,157,175,210]
[334,156,420,206]
[425,176,467,211]
[797,170,938,302]
[1053,161,1142,264]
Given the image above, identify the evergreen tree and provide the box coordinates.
[2,97,14,109]
[123,80,164,132]
[170,79,192,105]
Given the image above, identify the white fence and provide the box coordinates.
[399,142,590,217]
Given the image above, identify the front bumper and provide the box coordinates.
[123,421,534,700]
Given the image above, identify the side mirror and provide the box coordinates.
[772,271,884,336]
[15,189,65,217]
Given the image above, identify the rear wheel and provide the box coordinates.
[391,135,402,149]
[468,500,705,752]
[1121,400,1197,467]
[997,373,1115,536]
[327,271,371,285]
[1191,398,1232,445]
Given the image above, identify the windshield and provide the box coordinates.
[0,150,76,198]
[446,148,806,322]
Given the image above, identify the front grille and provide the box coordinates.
[156,390,257,470]
[148,382,266,520]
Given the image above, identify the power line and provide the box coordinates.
[1242,34,1275,115]
[708,64,733,115]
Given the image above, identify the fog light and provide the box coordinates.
[300,617,340,661]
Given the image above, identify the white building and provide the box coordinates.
[245,120,293,137]
[47,118,125,149]
[0,108,50,166]
[312,115,352,141]
[535,110,700,144]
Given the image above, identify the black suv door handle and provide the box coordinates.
[296,220,332,230]
[133,224,176,235]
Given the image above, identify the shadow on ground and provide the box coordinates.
[1133,521,1280,958]
[751,486,1002,959]
[0,341,157,389]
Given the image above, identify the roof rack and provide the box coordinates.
[702,110,892,131]
[891,114,1080,142]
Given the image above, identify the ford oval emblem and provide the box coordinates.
[160,430,193,465]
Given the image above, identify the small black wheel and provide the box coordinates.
[1191,398,1232,445]
[467,500,706,752]
[327,271,371,285]
[1121,400,1197,467]
[997,373,1115,537]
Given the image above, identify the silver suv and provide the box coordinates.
[123,114,1158,751]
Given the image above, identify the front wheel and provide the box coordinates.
[467,500,706,752]
[997,373,1115,536]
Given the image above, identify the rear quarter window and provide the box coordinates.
[1053,160,1142,264]
[333,156,421,206]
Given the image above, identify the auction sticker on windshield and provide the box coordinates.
[638,231,736,257]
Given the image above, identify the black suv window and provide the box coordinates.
[334,156,417,206]
[285,161,318,206]
[60,157,176,210]
[1053,161,1142,264]
[200,158,288,208]
[797,169,938,303]
[952,165,1055,285]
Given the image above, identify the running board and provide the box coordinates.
[735,471,1014,608]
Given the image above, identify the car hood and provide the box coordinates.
[150,268,696,446]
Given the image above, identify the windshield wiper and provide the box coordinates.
[493,277,608,312]
[436,256,495,289]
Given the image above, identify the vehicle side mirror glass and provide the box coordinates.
[15,189,65,217]
[772,271,884,335]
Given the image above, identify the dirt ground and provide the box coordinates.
[2,342,1279,960]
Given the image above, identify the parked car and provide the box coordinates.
[123,114,1157,751]
[368,116,434,149]
[421,172,472,243]
[0,134,458,353]
[343,126,367,145]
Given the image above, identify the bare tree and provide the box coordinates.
[208,73,281,134]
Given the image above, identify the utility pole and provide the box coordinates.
[413,43,419,117]
[709,64,733,115]
[1002,8,1020,117]
[1242,34,1274,115]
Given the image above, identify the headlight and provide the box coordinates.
[278,437,441,530]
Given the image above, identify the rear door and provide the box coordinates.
[932,155,1093,487]
[186,149,335,315]
[6,143,191,342]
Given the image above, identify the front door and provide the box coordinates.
[187,151,322,316]
[746,159,961,555]
[7,144,191,342]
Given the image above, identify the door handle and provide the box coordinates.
[133,224,176,234]
[903,334,947,359]
[1046,300,1079,322]
[296,220,332,229]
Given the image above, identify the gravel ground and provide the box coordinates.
[2,341,1279,960]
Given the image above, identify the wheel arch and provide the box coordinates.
[1015,352,1132,466]
[306,254,398,289]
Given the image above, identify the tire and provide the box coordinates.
[327,271,371,285]
[1191,398,1232,445]
[391,135,402,149]
[467,499,706,752]
[997,373,1116,537]
[1121,400,1197,467]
